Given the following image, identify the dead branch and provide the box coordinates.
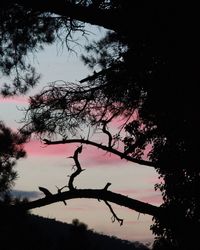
[103,182,112,190]
[104,200,123,226]
[17,188,164,220]
[38,186,52,197]
[56,185,68,205]
[43,138,155,167]
[56,185,68,192]
[68,145,85,190]
[102,121,113,148]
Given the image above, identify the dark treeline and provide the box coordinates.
[0,211,149,250]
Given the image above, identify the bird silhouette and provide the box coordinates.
[38,186,52,197]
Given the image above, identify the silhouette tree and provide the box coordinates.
[0,122,28,234]
[0,2,199,250]
[0,1,86,96]
[0,122,26,199]
[69,219,89,250]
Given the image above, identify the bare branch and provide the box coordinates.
[56,185,68,205]
[68,145,85,190]
[103,182,112,190]
[104,200,123,226]
[55,185,68,192]
[38,186,52,197]
[43,138,155,167]
[102,121,113,148]
[79,67,116,83]
[17,188,164,219]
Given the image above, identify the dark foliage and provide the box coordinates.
[0,2,199,250]
[23,16,200,250]
[0,2,85,95]
[0,122,26,198]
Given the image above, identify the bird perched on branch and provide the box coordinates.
[38,186,52,197]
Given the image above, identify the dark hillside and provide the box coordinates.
[0,213,149,250]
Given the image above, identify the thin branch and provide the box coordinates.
[56,185,68,205]
[55,185,68,192]
[79,67,116,83]
[104,200,123,226]
[68,145,84,190]
[101,112,120,148]
[103,182,112,190]
[102,121,113,148]
[43,138,155,167]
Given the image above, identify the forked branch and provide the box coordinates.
[18,143,162,226]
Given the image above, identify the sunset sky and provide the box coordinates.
[0,25,162,244]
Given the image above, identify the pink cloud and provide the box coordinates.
[115,188,163,205]
[24,139,152,171]
[143,175,164,185]
[23,137,152,169]
[24,139,77,157]
[24,138,124,166]
[80,145,123,167]
[0,96,28,104]
[139,193,163,205]
[114,188,141,196]
[108,111,138,130]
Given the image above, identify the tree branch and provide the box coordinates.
[102,121,113,148]
[56,185,68,205]
[25,148,160,224]
[43,138,155,167]
[7,0,151,37]
[68,145,84,190]
[104,200,123,226]
[18,188,164,219]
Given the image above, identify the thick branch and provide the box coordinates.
[18,188,163,219]
[43,138,155,167]
[10,0,118,31]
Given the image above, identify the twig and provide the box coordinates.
[104,200,123,226]
[56,185,68,205]
[103,182,112,190]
